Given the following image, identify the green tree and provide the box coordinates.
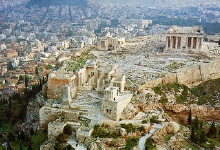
[194,116,199,129]
[25,73,28,89]
[199,131,207,144]
[18,75,24,81]
[207,121,216,138]
[200,122,203,129]
[7,132,15,141]
[8,61,14,70]
[145,138,155,148]
[5,108,12,122]
[35,66,39,75]
[188,108,192,125]
[63,124,72,136]
[190,127,195,142]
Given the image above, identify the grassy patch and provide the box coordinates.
[179,140,199,149]
[166,62,184,71]
[0,123,13,133]
[152,86,163,95]
[145,138,156,149]
[152,83,190,104]
[190,78,220,106]
[30,130,47,148]
[92,124,120,138]
[164,133,174,142]
[142,120,147,124]
[125,137,139,148]
[66,50,96,72]
[151,79,220,106]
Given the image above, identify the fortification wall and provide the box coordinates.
[139,59,220,90]
[177,65,202,86]
[102,93,132,121]
[116,94,133,121]
[39,106,79,129]
[200,59,220,81]
[102,100,117,120]
[47,78,70,99]
[162,73,177,85]
[48,122,65,140]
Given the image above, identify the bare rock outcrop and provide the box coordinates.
[164,103,187,113]
[151,123,175,144]
[121,103,138,119]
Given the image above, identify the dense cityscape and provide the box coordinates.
[0,0,220,149]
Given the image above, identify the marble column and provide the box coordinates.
[186,37,188,49]
[166,36,169,49]
[170,36,173,50]
[180,37,182,49]
[191,37,193,49]
[175,36,178,49]
[200,37,203,50]
[196,37,199,50]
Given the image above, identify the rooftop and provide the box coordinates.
[167,26,204,34]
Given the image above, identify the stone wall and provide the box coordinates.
[139,59,220,90]
[102,100,117,120]
[116,94,133,121]
[40,142,55,150]
[47,77,76,100]
[102,93,132,121]
[48,122,65,140]
[39,106,79,129]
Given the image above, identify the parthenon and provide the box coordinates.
[164,26,204,52]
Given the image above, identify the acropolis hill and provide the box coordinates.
[36,26,220,149]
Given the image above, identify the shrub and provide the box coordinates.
[120,123,135,133]
[63,124,72,136]
[145,138,155,148]
[142,120,147,124]
[56,133,68,143]
[150,116,160,124]
[125,137,139,148]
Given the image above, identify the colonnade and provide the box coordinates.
[166,35,203,51]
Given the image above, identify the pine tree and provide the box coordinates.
[194,116,199,129]
[25,72,28,89]
[207,121,216,138]
[8,61,14,70]
[188,108,192,125]
[190,126,195,142]
[35,66,39,75]
[199,130,207,144]
[200,122,203,129]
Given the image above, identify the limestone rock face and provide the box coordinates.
[151,123,175,144]
[164,103,187,113]
[121,103,138,119]
[163,103,220,121]
[120,128,127,136]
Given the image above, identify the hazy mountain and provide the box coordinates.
[27,0,88,7]
[89,0,220,7]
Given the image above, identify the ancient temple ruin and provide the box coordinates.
[164,26,204,52]
[43,60,132,126]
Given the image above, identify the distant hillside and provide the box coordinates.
[27,0,88,7]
